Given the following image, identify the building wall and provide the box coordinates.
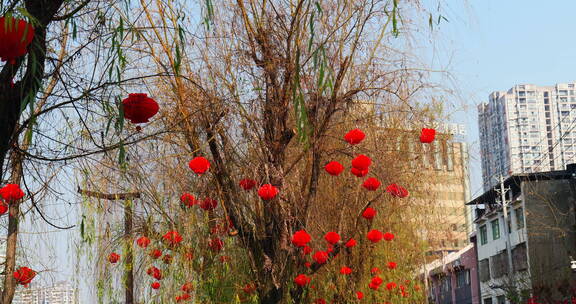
[426,244,480,304]
[475,195,530,304]
[478,83,576,190]
[522,179,576,300]
[13,282,78,304]
[413,140,472,254]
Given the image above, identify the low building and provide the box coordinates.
[467,164,576,304]
[13,281,78,304]
[425,237,481,304]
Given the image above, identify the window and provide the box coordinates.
[456,270,470,288]
[484,298,494,304]
[491,219,501,240]
[515,208,525,229]
[479,259,491,282]
[480,225,488,245]
[497,295,506,304]
[512,242,528,271]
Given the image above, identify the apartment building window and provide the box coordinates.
[479,259,491,282]
[491,219,501,240]
[480,225,488,245]
[515,207,524,229]
[456,270,470,288]
[484,298,494,304]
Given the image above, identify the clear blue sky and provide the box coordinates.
[421,0,576,198]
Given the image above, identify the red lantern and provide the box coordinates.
[0,17,34,65]
[0,184,24,202]
[188,156,210,174]
[294,274,311,287]
[362,177,381,191]
[324,161,344,176]
[345,238,357,248]
[180,193,196,208]
[362,207,377,220]
[367,229,383,243]
[182,282,194,292]
[136,236,150,248]
[312,251,328,264]
[386,183,409,198]
[108,252,120,264]
[420,128,436,143]
[257,184,279,200]
[122,93,159,124]
[162,230,183,247]
[383,232,395,241]
[351,154,371,170]
[13,267,36,286]
[324,232,340,245]
[344,128,365,145]
[147,266,162,280]
[340,266,352,275]
[291,230,311,247]
[149,249,162,259]
[239,178,257,190]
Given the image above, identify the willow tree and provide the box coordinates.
[82,0,449,303]
[0,1,174,302]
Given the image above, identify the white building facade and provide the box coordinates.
[13,281,78,304]
[478,83,576,190]
[474,196,530,304]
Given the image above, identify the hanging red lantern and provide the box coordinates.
[163,230,183,247]
[136,236,151,248]
[362,207,377,220]
[257,184,279,200]
[324,161,344,176]
[239,178,257,190]
[344,128,366,145]
[122,93,159,124]
[362,177,381,191]
[149,249,162,259]
[182,282,194,292]
[188,156,210,174]
[351,154,371,170]
[0,184,24,202]
[13,267,36,286]
[420,128,436,143]
[0,17,34,65]
[108,252,120,264]
[180,193,196,208]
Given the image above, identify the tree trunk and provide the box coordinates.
[1,145,25,304]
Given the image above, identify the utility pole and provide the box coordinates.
[496,175,515,287]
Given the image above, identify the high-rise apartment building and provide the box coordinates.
[388,124,472,255]
[478,83,576,190]
[13,281,78,304]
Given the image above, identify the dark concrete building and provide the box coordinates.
[467,164,576,304]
